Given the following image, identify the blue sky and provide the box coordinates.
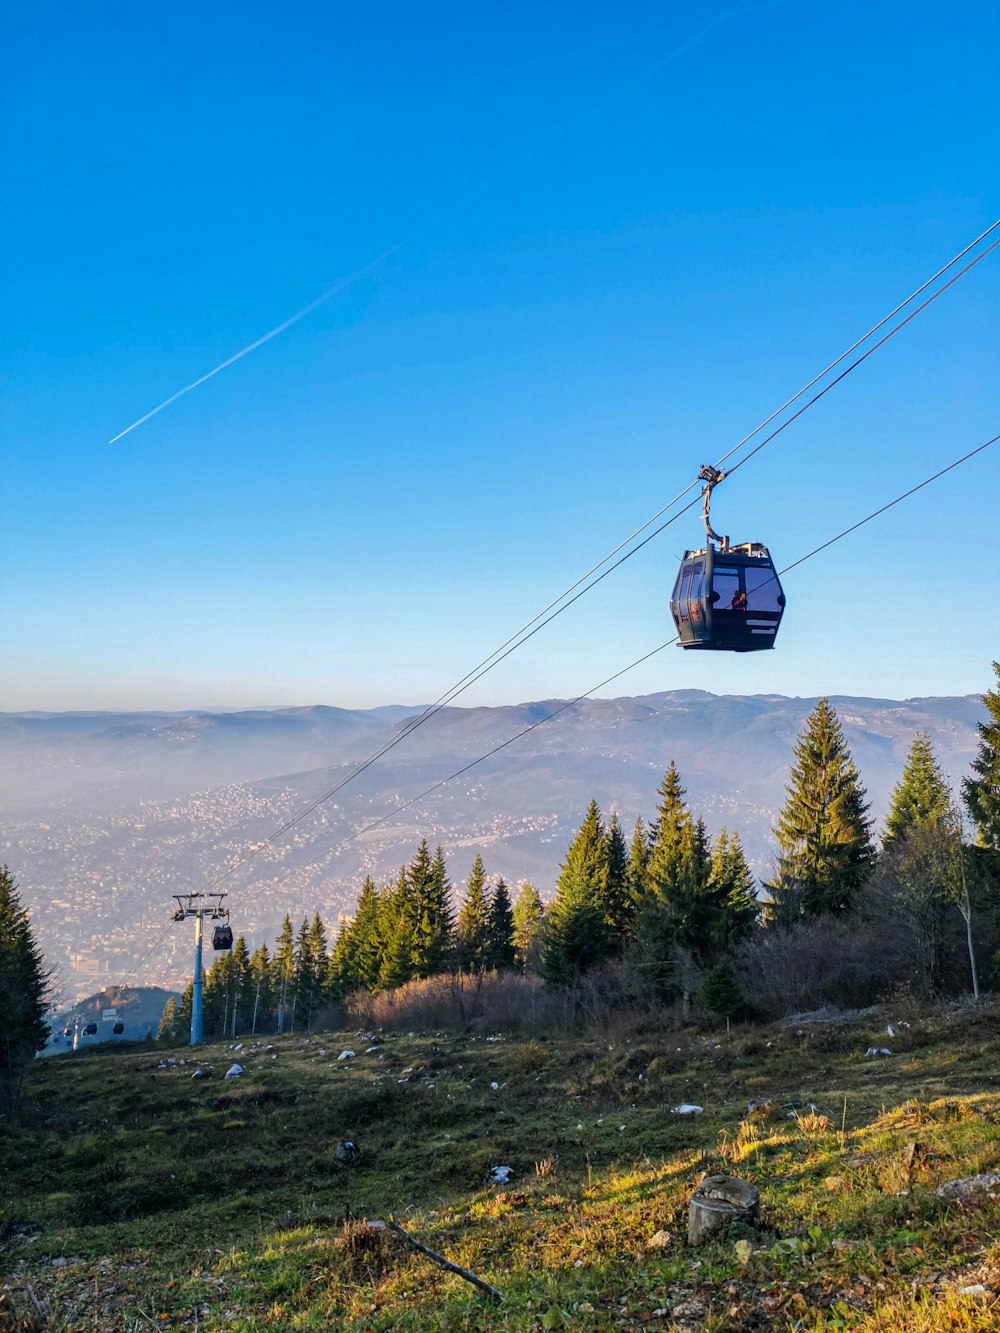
[2,0,998,712]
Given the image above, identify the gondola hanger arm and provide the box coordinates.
[698,464,729,551]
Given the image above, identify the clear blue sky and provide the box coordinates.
[2,0,997,712]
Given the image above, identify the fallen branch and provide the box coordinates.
[382,1218,503,1303]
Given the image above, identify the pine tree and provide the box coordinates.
[512,883,546,973]
[0,867,52,1114]
[156,995,180,1044]
[248,944,273,1035]
[486,877,516,972]
[884,733,952,849]
[456,855,492,973]
[293,914,327,1030]
[228,935,251,1036]
[645,763,694,904]
[271,915,296,1033]
[768,699,875,917]
[629,766,715,999]
[543,800,612,984]
[627,816,651,918]
[964,662,1000,849]
[709,828,759,948]
[701,958,745,1021]
[603,811,632,946]
[405,841,453,980]
[379,914,417,990]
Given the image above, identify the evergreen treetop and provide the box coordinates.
[769,698,874,916]
[884,732,953,849]
[964,661,1000,850]
[486,877,516,972]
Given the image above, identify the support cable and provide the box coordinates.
[215,429,1000,915]
[198,222,1000,895]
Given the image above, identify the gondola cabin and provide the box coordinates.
[670,540,785,651]
[212,923,233,951]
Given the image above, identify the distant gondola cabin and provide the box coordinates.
[670,541,785,651]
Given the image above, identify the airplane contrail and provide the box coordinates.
[108,0,750,446]
[107,241,406,444]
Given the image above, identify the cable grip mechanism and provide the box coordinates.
[698,464,729,550]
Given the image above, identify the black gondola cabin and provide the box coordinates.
[670,540,785,651]
[212,923,233,951]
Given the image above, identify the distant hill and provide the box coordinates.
[2,691,985,996]
[43,986,180,1056]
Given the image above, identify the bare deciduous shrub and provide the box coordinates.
[342,963,686,1037]
[735,915,895,1019]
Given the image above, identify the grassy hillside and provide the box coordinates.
[2,1002,999,1331]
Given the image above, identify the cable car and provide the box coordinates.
[82,1022,98,1036]
[212,923,233,951]
[112,1020,124,1035]
[669,466,785,652]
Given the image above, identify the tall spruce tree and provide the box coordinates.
[709,828,759,948]
[512,882,546,974]
[884,733,952,849]
[629,766,745,1003]
[405,841,453,980]
[248,943,273,1034]
[157,995,180,1044]
[271,915,296,1033]
[768,698,874,917]
[456,855,492,973]
[603,811,632,946]
[486,877,516,972]
[627,817,651,918]
[964,662,1000,849]
[0,867,51,1114]
[543,800,612,984]
[228,935,251,1036]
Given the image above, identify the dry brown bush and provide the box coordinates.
[342,963,682,1037]
[735,914,895,1019]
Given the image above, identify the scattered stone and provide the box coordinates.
[51,1257,69,1268]
[338,1050,356,1061]
[490,1082,500,1090]
[734,1239,753,1266]
[824,1176,846,1192]
[959,1284,989,1297]
[747,1099,772,1116]
[224,1064,243,1079]
[688,1175,759,1246]
[936,1173,1000,1203]
[647,1230,672,1249]
[886,1025,897,1037]
[335,1140,362,1166]
[674,1104,704,1115]
[489,1165,513,1184]
[191,1069,208,1080]
[865,1047,892,1057]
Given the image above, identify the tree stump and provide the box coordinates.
[687,1174,759,1246]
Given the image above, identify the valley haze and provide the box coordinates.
[1,689,984,1001]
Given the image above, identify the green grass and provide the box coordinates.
[2,1005,999,1330]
